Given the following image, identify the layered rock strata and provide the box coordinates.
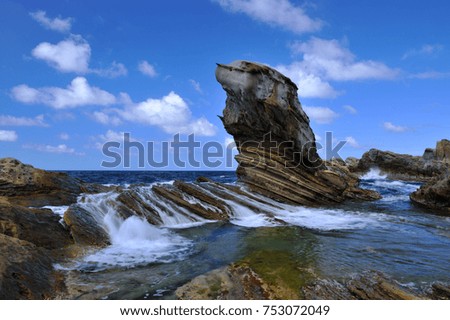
[215,61,378,205]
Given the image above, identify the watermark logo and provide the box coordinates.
[101,132,347,169]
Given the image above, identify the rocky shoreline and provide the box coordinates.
[1,61,449,299]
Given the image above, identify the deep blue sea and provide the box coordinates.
[51,169,449,299]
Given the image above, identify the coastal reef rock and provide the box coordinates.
[436,139,450,164]
[0,234,64,299]
[176,263,423,300]
[215,61,378,205]
[410,172,450,213]
[352,148,448,182]
[0,158,81,206]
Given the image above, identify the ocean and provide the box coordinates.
[48,169,450,299]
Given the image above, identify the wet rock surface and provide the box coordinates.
[353,147,449,182]
[410,172,450,213]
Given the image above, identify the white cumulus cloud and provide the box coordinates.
[0,130,18,142]
[290,37,399,81]
[31,35,127,77]
[383,122,409,133]
[32,35,91,73]
[276,64,339,98]
[213,0,322,34]
[29,10,72,33]
[277,37,399,99]
[138,60,158,77]
[0,114,47,126]
[303,106,339,124]
[119,91,217,136]
[11,77,117,109]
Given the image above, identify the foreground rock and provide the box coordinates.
[410,172,450,213]
[0,234,65,299]
[216,61,378,205]
[352,142,449,182]
[0,158,107,206]
[0,204,73,249]
[176,263,425,300]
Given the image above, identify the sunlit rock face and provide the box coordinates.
[216,60,379,205]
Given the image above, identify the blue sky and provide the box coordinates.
[1,0,449,170]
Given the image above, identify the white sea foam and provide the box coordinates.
[361,168,387,180]
[42,205,69,217]
[77,215,191,271]
[225,200,278,228]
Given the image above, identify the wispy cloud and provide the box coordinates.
[0,114,47,127]
[303,106,339,124]
[343,105,357,114]
[92,111,122,126]
[409,71,450,79]
[24,143,83,155]
[402,44,443,60]
[29,10,72,33]
[138,60,158,77]
[11,77,117,109]
[0,130,18,142]
[59,133,70,140]
[189,79,203,93]
[345,136,360,148]
[213,0,322,34]
[383,122,409,133]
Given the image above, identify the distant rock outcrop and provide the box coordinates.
[351,148,448,182]
[436,139,450,164]
[410,172,450,213]
[216,61,378,205]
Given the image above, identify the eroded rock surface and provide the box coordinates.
[216,61,378,205]
[410,172,450,213]
[352,149,448,182]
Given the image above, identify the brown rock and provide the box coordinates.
[63,205,110,247]
[302,271,421,300]
[215,61,378,205]
[436,139,450,164]
[410,172,450,213]
[0,204,73,249]
[0,234,64,299]
[355,149,448,182]
[0,158,82,206]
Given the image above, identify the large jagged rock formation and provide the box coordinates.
[351,148,448,182]
[216,60,378,205]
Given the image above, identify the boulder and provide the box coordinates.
[0,204,73,249]
[410,172,450,213]
[354,149,447,182]
[63,205,110,247]
[215,61,378,205]
[0,234,64,299]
